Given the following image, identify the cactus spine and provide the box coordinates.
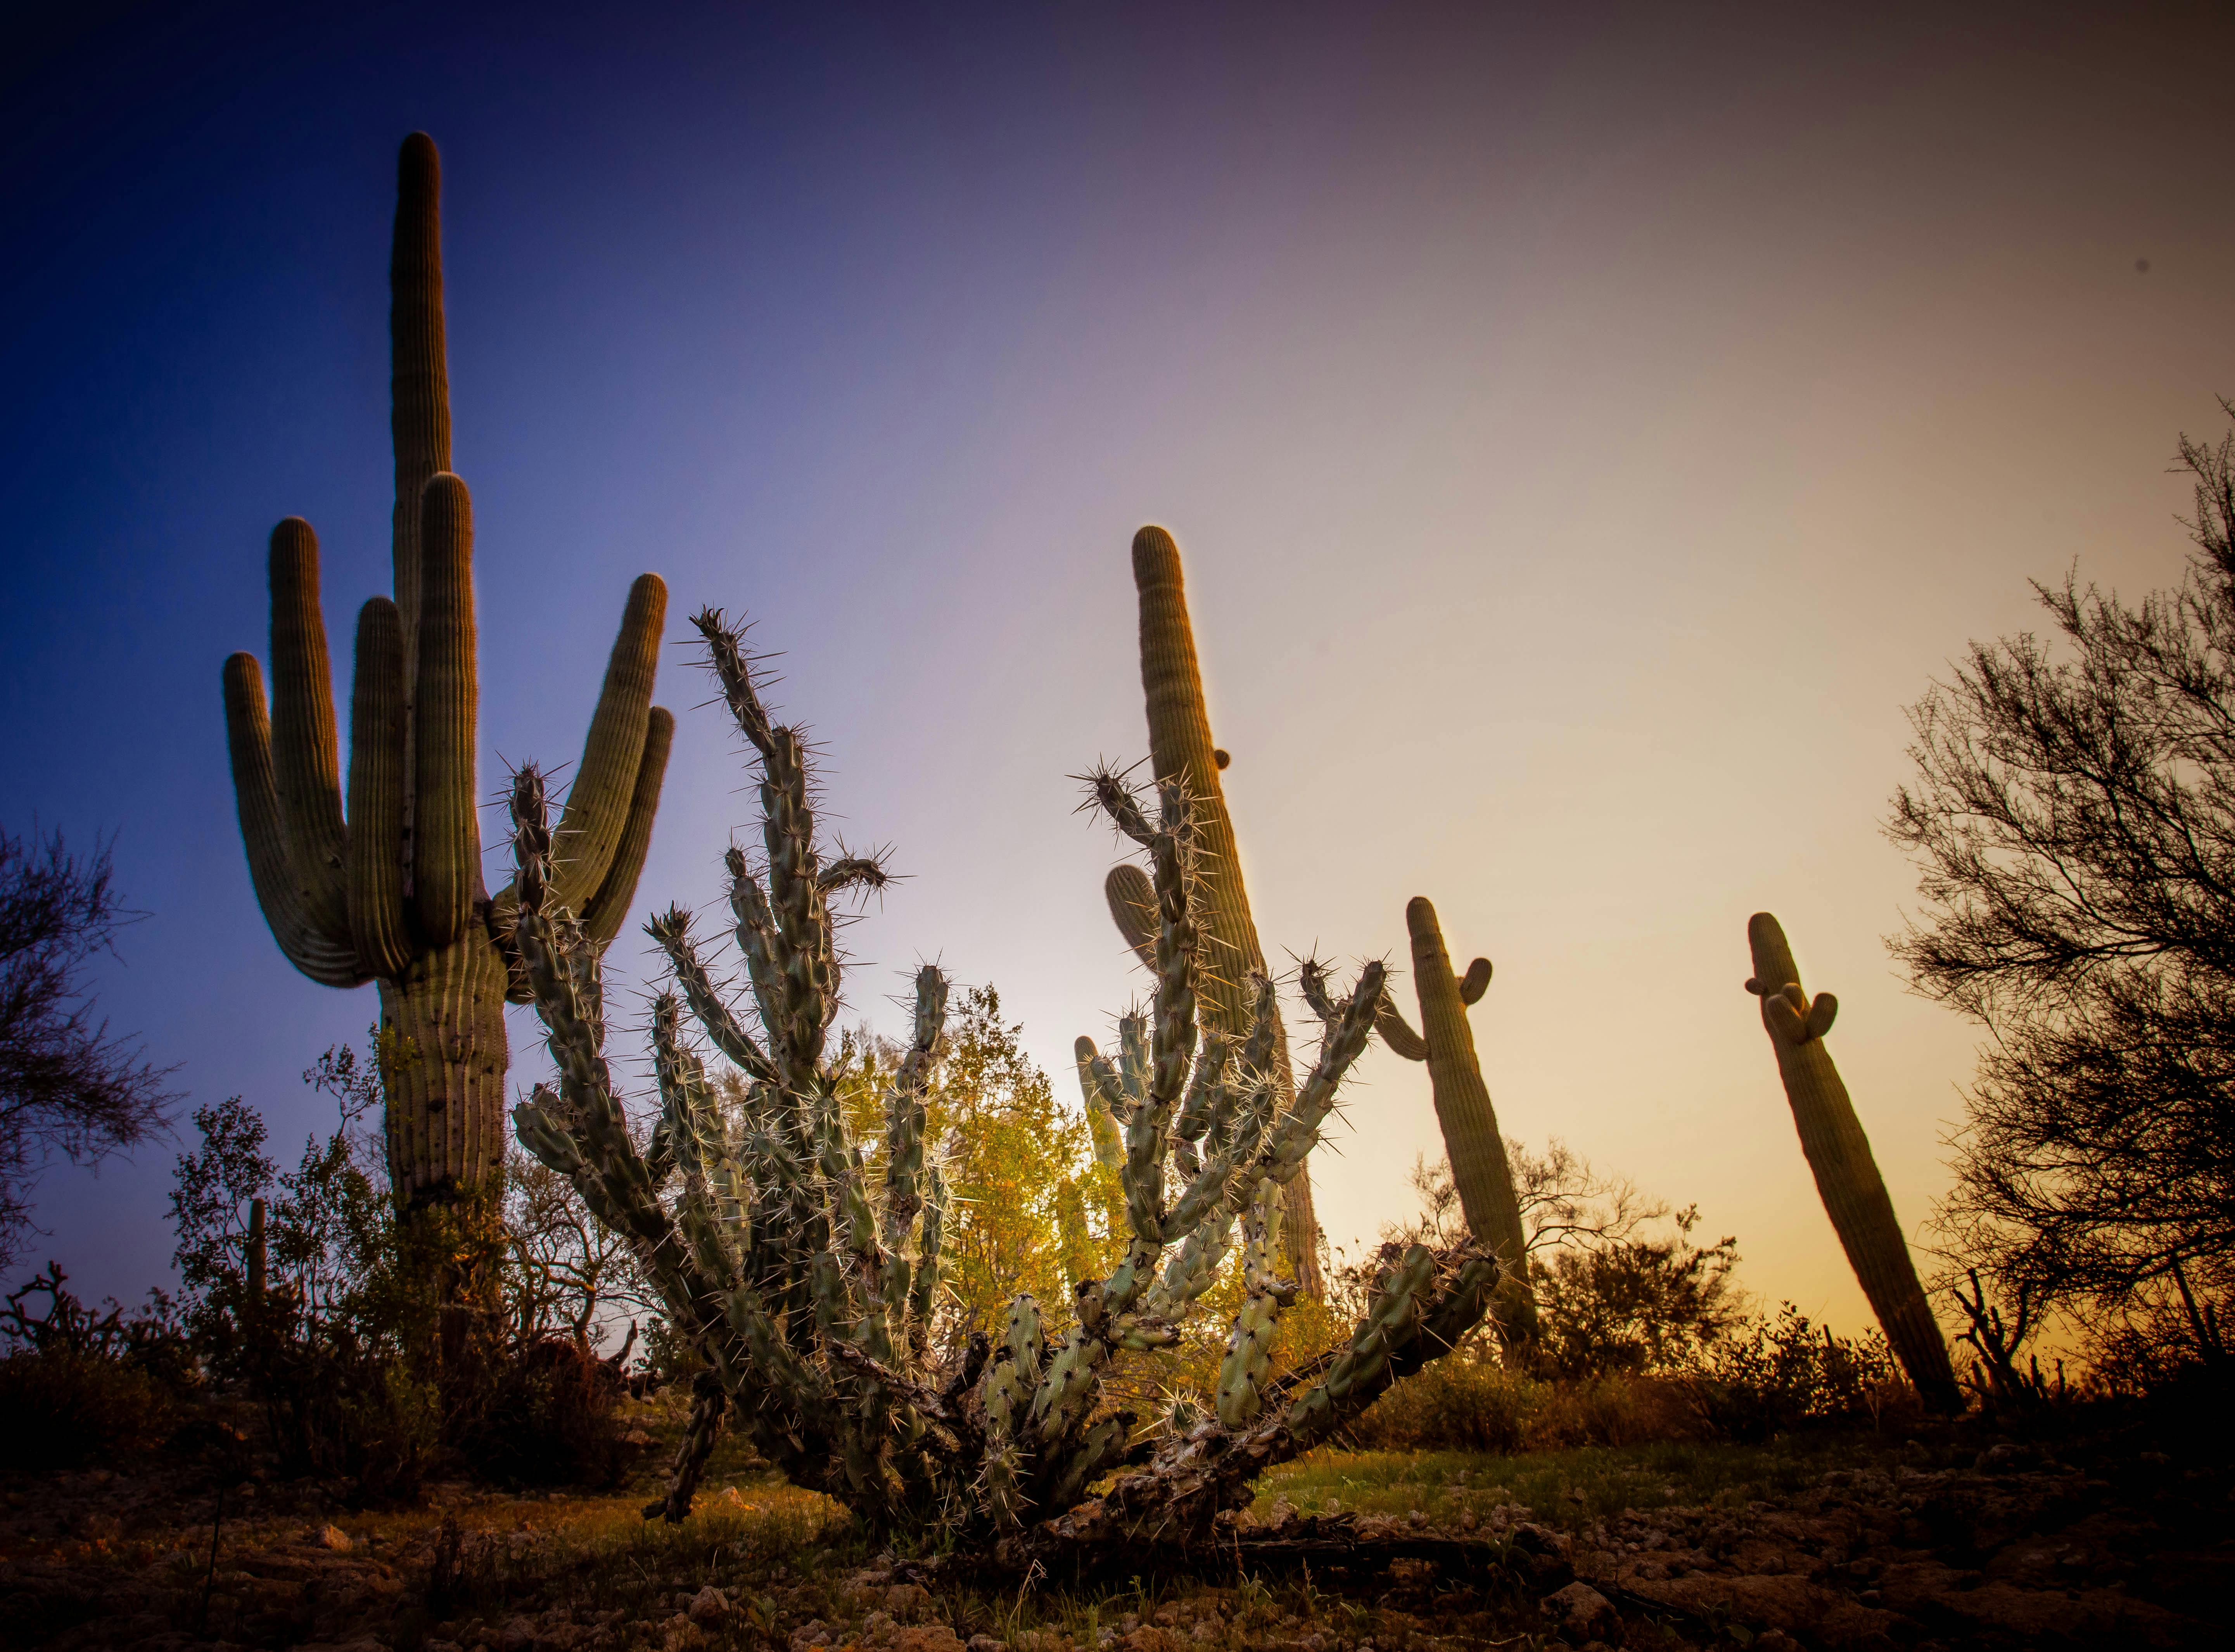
[221,134,671,1209]
[1111,525,1323,1298]
[508,610,1503,1551]
[1376,896,1537,1348]
[1745,912,1960,1412]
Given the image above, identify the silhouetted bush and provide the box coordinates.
[0,1348,177,1469]
[1684,1303,1917,1441]
[0,1262,190,1468]
[456,1337,635,1489]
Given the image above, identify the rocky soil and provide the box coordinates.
[3,1426,2227,1649]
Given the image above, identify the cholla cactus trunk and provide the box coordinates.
[219,132,672,1211]
[1126,526,1322,1299]
[1376,897,1537,1348]
[508,610,1504,1550]
[1745,912,1961,1412]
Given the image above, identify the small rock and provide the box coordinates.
[788,1622,833,1651]
[499,1618,538,1652]
[318,1523,354,1552]
[1541,1581,1622,1646]
[966,1637,1003,1652]
[688,1586,729,1626]
[621,1428,655,1447]
[890,1628,966,1652]
[886,1582,933,1617]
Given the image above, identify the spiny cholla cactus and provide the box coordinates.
[1374,896,1538,1348]
[1745,912,1960,1412]
[506,609,1504,1552]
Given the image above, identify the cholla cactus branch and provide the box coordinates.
[506,613,1501,1549]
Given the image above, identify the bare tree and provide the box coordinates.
[1,827,178,1269]
[1888,400,2235,1356]
[504,1149,654,1350]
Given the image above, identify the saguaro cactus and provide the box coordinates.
[1376,896,1537,1346]
[1105,526,1323,1298]
[1744,912,1960,1411]
[221,133,672,1208]
[508,609,1502,1553]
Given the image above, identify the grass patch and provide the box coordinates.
[1257,1431,1944,1528]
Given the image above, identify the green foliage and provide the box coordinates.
[828,985,1123,1333]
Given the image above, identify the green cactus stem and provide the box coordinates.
[507,609,1496,1550]
[220,133,671,1211]
[1115,526,1323,1299]
[1745,912,1961,1413]
[1376,896,1537,1348]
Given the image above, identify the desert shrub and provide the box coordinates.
[1684,1303,1915,1440]
[0,1349,176,1469]
[253,1334,441,1502]
[1531,1207,1742,1379]
[1345,1343,1542,1452]
[456,1337,634,1489]
[1526,1373,1700,1449]
[0,1262,190,1468]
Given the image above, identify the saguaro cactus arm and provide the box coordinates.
[1375,950,1490,1063]
[346,598,411,978]
[579,705,673,947]
[1745,911,1960,1412]
[1105,863,1157,970]
[264,518,352,945]
[222,651,368,987]
[551,574,669,914]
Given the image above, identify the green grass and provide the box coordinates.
[1256,1432,1933,1528]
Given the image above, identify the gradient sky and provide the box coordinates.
[6,2,2231,1338]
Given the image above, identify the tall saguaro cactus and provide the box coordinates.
[1376,896,1537,1347]
[1104,527,1323,1298]
[1744,912,1960,1412]
[221,133,672,1209]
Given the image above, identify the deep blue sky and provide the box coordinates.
[7,2,2231,1324]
